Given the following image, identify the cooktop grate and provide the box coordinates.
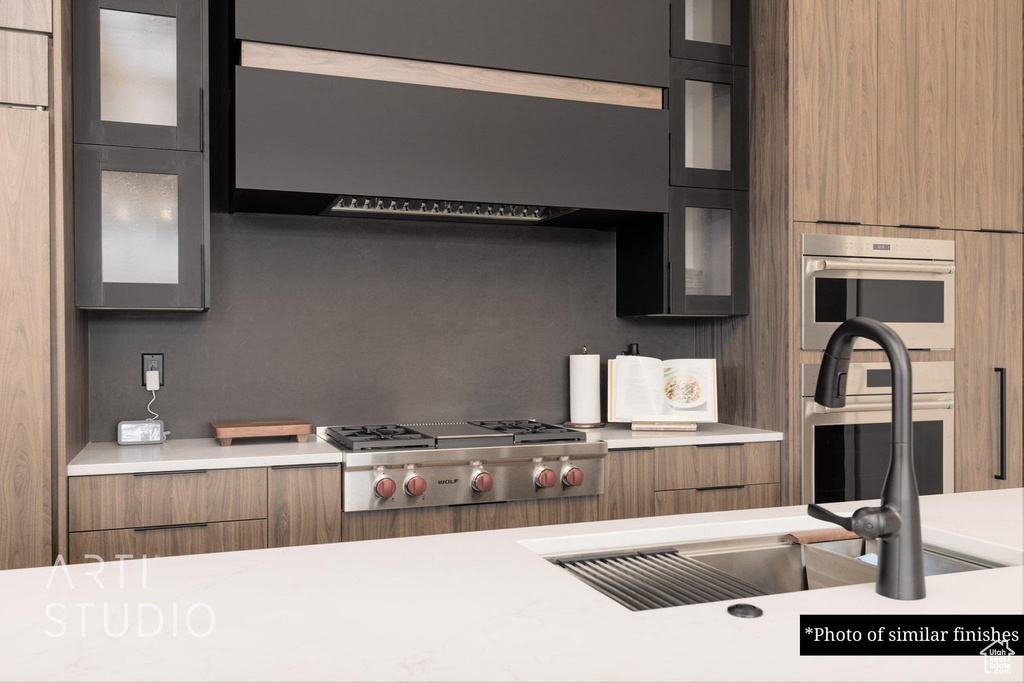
[554,548,769,611]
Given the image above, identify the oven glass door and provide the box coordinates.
[802,398,954,504]
[802,256,954,350]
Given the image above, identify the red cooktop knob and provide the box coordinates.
[472,471,494,493]
[563,467,585,487]
[405,475,427,497]
[373,477,397,499]
[535,468,557,489]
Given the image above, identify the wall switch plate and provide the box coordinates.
[142,353,164,387]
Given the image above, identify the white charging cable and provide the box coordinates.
[144,370,169,436]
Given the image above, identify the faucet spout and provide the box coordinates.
[811,317,926,600]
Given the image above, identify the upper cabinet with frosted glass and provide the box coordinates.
[73,0,203,150]
[671,0,749,65]
[72,0,209,309]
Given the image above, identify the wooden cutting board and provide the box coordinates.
[210,419,314,447]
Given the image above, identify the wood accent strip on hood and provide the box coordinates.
[240,41,664,110]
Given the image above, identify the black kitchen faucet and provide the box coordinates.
[807,317,927,600]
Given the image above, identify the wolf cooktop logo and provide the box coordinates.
[437,478,459,485]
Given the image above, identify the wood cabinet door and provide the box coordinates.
[598,450,655,521]
[654,484,781,515]
[267,464,342,548]
[791,0,878,224]
[955,0,1023,232]
[0,106,52,569]
[878,0,955,229]
[955,231,1023,490]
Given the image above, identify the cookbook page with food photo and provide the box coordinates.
[608,356,718,423]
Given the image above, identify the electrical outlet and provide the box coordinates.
[141,353,164,387]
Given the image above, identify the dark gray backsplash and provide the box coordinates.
[88,212,696,441]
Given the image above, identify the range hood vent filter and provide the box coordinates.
[326,195,578,224]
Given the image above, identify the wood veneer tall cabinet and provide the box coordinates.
[0,0,86,570]
[954,231,1024,490]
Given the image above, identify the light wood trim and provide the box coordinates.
[51,0,84,564]
[955,0,1023,232]
[0,29,47,106]
[0,106,51,569]
[790,0,878,224]
[654,442,781,491]
[598,449,655,521]
[654,484,781,516]
[69,468,268,532]
[955,231,1023,490]
[877,0,955,228]
[240,40,664,110]
[0,0,51,32]
[69,520,267,563]
[268,464,342,548]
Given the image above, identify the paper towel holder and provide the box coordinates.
[565,345,606,429]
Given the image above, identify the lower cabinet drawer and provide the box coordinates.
[69,468,268,532]
[654,484,781,516]
[68,520,267,563]
[654,442,781,490]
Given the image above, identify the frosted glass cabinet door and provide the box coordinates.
[74,0,204,150]
[669,188,748,315]
[671,0,749,65]
[75,145,207,309]
[670,59,749,189]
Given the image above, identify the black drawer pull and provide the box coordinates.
[815,220,861,225]
[995,368,1007,481]
[133,469,208,477]
[898,223,940,230]
[270,462,340,471]
[133,522,209,532]
[695,484,746,492]
[695,443,744,449]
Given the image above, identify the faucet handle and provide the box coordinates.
[807,503,854,531]
[808,503,901,540]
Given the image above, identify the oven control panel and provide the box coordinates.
[344,455,606,512]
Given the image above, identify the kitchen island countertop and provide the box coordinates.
[1,489,1019,681]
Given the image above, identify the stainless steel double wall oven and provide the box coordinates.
[801,234,956,503]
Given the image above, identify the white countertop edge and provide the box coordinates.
[68,423,786,476]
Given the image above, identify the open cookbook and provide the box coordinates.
[607,356,718,426]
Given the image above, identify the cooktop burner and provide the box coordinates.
[326,425,436,451]
[469,420,587,444]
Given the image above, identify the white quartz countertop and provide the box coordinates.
[1,489,1020,682]
[68,423,784,476]
[584,421,783,449]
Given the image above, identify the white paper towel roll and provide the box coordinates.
[569,353,601,424]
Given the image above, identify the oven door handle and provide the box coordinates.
[812,399,954,414]
[811,258,955,275]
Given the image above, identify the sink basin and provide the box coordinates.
[549,533,1002,611]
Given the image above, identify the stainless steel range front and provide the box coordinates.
[320,421,607,512]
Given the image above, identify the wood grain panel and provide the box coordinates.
[68,520,267,563]
[654,484,781,516]
[69,468,268,532]
[877,0,955,229]
[267,464,341,548]
[528,496,602,527]
[954,231,1023,490]
[791,0,878,224]
[0,107,51,569]
[654,443,781,491]
[452,500,536,533]
[598,449,655,521]
[0,29,47,106]
[342,506,455,542]
[0,0,51,32]
[955,0,1023,232]
[240,41,664,110]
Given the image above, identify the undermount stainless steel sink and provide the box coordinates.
[550,533,1001,611]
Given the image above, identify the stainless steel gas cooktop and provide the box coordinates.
[321,420,606,512]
